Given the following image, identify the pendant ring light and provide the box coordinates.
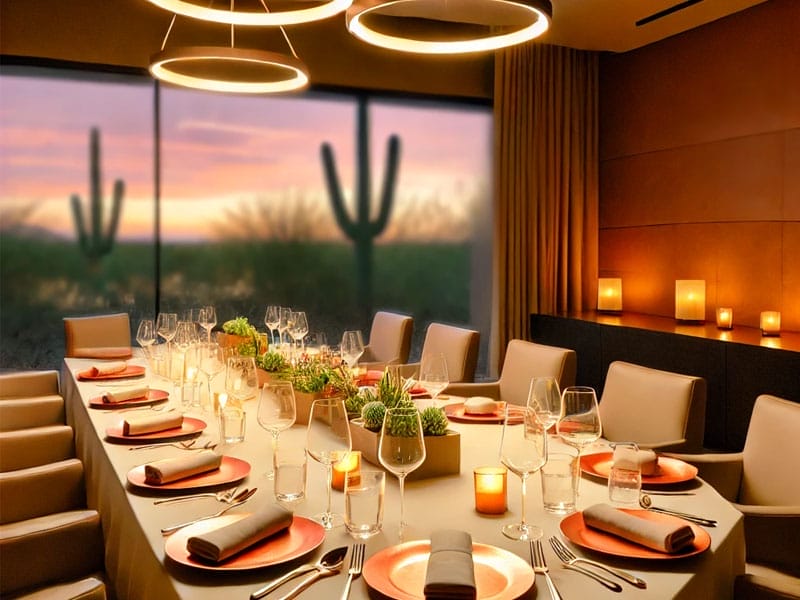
[145,0,353,26]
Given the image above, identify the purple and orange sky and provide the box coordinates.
[0,72,492,243]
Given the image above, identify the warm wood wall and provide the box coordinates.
[598,0,800,332]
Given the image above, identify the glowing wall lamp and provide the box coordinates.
[597,278,622,313]
[760,311,781,336]
[675,280,705,322]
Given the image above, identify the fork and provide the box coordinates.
[153,485,240,505]
[340,543,365,600]
[548,537,624,591]
[530,539,563,600]
[550,536,645,588]
[161,488,257,534]
[129,440,216,451]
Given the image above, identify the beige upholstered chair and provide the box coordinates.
[360,311,414,368]
[0,371,64,432]
[64,312,132,359]
[671,395,800,599]
[445,339,576,403]
[400,322,480,384]
[598,361,706,453]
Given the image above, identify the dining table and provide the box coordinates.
[62,354,745,600]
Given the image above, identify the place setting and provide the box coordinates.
[88,385,170,409]
[105,410,207,443]
[77,360,146,381]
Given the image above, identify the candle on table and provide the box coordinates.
[474,466,507,514]
[716,307,733,330]
[760,311,781,336]
[597,278,622,312]
[331,450,361,491]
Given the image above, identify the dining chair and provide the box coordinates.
[400,322,480,384]
[0,370,64,432]
[360,311,414,369]
[63,312,132,359]
[598,361,706,453]
[670,394,800,599]
[445,339,576,402]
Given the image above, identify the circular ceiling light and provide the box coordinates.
[149,47,309,93]
[145,0,353,26]
[347,0,551,54]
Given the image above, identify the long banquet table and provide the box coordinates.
[62,355,745,600]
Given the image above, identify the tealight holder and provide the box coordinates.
[332,450,361,491]
[760,311,781,336]
[474,466,507,514]
[716,307,733,330]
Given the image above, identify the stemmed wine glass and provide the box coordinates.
[156,312,178,345]
[264,305,281,346]
[557,386,602,497]
[379,406,426,539]
[418,353,449,404]
[257,381,296,479]
[278,307,293,349]
[225,356,258,406]
[198,343,225,411]
[499,404,547,541]
[306,398,352,529]
[528,376,562,437]
[198,306,217,344]
[172,321,198,407]
[341,330,364,370]
[290,311,309,354]
[136,319,156,357]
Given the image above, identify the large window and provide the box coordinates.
[0,66,492,372]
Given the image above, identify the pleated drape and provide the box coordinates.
[492,43,598,369]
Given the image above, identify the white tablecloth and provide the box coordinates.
[62,356,744,599]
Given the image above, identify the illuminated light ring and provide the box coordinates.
[346,0,551,55]
[146,0,353,26]
[149,47,309,94]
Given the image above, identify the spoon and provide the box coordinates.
[639,494,717,527]
[250,546,349,599]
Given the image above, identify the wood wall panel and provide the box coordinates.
[786,129,800,220]
[783,222,800,331]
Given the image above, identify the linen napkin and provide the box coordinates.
[144,450,222,485]
[82,361,128,377]
[122,411,183,436]
[423,530,477,600]
[186,505,293,563]
[583,503,695,553]
[102,386,150,404]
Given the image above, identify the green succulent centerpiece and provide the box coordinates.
[221,316,260,356]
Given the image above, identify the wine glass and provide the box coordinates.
[278,307,293,349]
[136,318,156,355]
[225,356,258,406]
[257,381,296,479]
[528,376,562,436]
[156,312,178,344]
[198,306,217,344]
[264,305,281,346]
[379,406,426,539]
[557,386,602,497]
[290,311,309,354]
[418,353,449,404]
[306,398,352,529]
[499,404,547,541]
[340,330,364,370]
[198,342,225,411]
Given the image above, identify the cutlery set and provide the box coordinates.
[639,494,718,526]
[160,488,258,534]
[129,439,217,452]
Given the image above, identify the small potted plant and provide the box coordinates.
[218,316,259,356]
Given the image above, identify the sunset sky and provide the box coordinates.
[0,70,492,243]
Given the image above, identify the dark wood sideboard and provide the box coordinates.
[530,312,800,452]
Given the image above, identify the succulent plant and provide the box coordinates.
[361,400,386,431]
[376,370,411,408]
[256,351,288,373]
[420,406,449,436]
[386,406,421,437]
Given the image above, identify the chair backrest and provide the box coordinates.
[598,361,706,452]
[63,313,132,358]
[364,311,413,365]
[740,394,800,505]
[497,339,577,405]
[420,322,480,383]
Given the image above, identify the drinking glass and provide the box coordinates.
[528,376,562,435]
[557,386,602,497]
[290,311,309,354]
[182,344,202,408]
[264,305,281,346]
[341,330,364,370]
[499,405,547,540]
[198,306,217,344]
[418,353,449,404]
[136,319,156,353]
[257,381,296,480]
[156,312,178,344]
[306,398,352,530]
[225,356,258,406]
[198,343,225,411]
[379,406,426,539]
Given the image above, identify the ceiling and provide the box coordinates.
[0,0,767,95]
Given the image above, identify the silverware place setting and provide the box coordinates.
[153,485,242,505]
[639,494,718,526]
[549,536,644,589]
[530,539,563,600]
[129,439,216,452]
[161,488,257,535]
[250,546,348,600]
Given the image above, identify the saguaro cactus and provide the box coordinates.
[321,96,401,318]
[70,127,124,261]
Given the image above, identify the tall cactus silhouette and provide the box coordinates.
[321,96,401,318]
[70,127,124,262]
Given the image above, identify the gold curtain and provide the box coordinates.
[492,43,599,366]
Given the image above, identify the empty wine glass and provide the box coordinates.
[379,406,426,539]
[257,381,296,479]
[306,398,352,530]
[198,306,217,344]
[136,319,156,355]
[264,305,281,346]
[418,353,449,404]
[225,356,258,406]
[528,376,562,436]
[341,330,364,370]
[156,312,178,344]
[557,386,602,497]
[198,343,225,411]
[277,307,293,348]
[500,405,547,541]
[290,311,309,354]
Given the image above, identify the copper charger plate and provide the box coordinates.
[444,403,525,424]
[560,509,711,559]
[581,452,698,486]
[78,365,146,380]
[127,456,250,491]
[88,388,169,409]
[362,540,534,600]
[165,514,324,571]
[106,416,206,442]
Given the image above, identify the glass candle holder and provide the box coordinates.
[716,307,733,330]
[760,311,781,336]
[332,450,361,491]
[474,466,507,514]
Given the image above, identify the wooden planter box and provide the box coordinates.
[349,419,460,481]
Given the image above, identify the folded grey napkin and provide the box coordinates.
[187,505,294,563]
[103,385,149,403]
[583,503,695,553]
[144,449,222,485]
[123,411,183,436]
[423,530,477,600]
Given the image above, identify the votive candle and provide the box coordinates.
[760,311,781,336]
[474,466,507,514]
[716,308,733,330]
[597,278,623,312]
[331,450,361,491]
